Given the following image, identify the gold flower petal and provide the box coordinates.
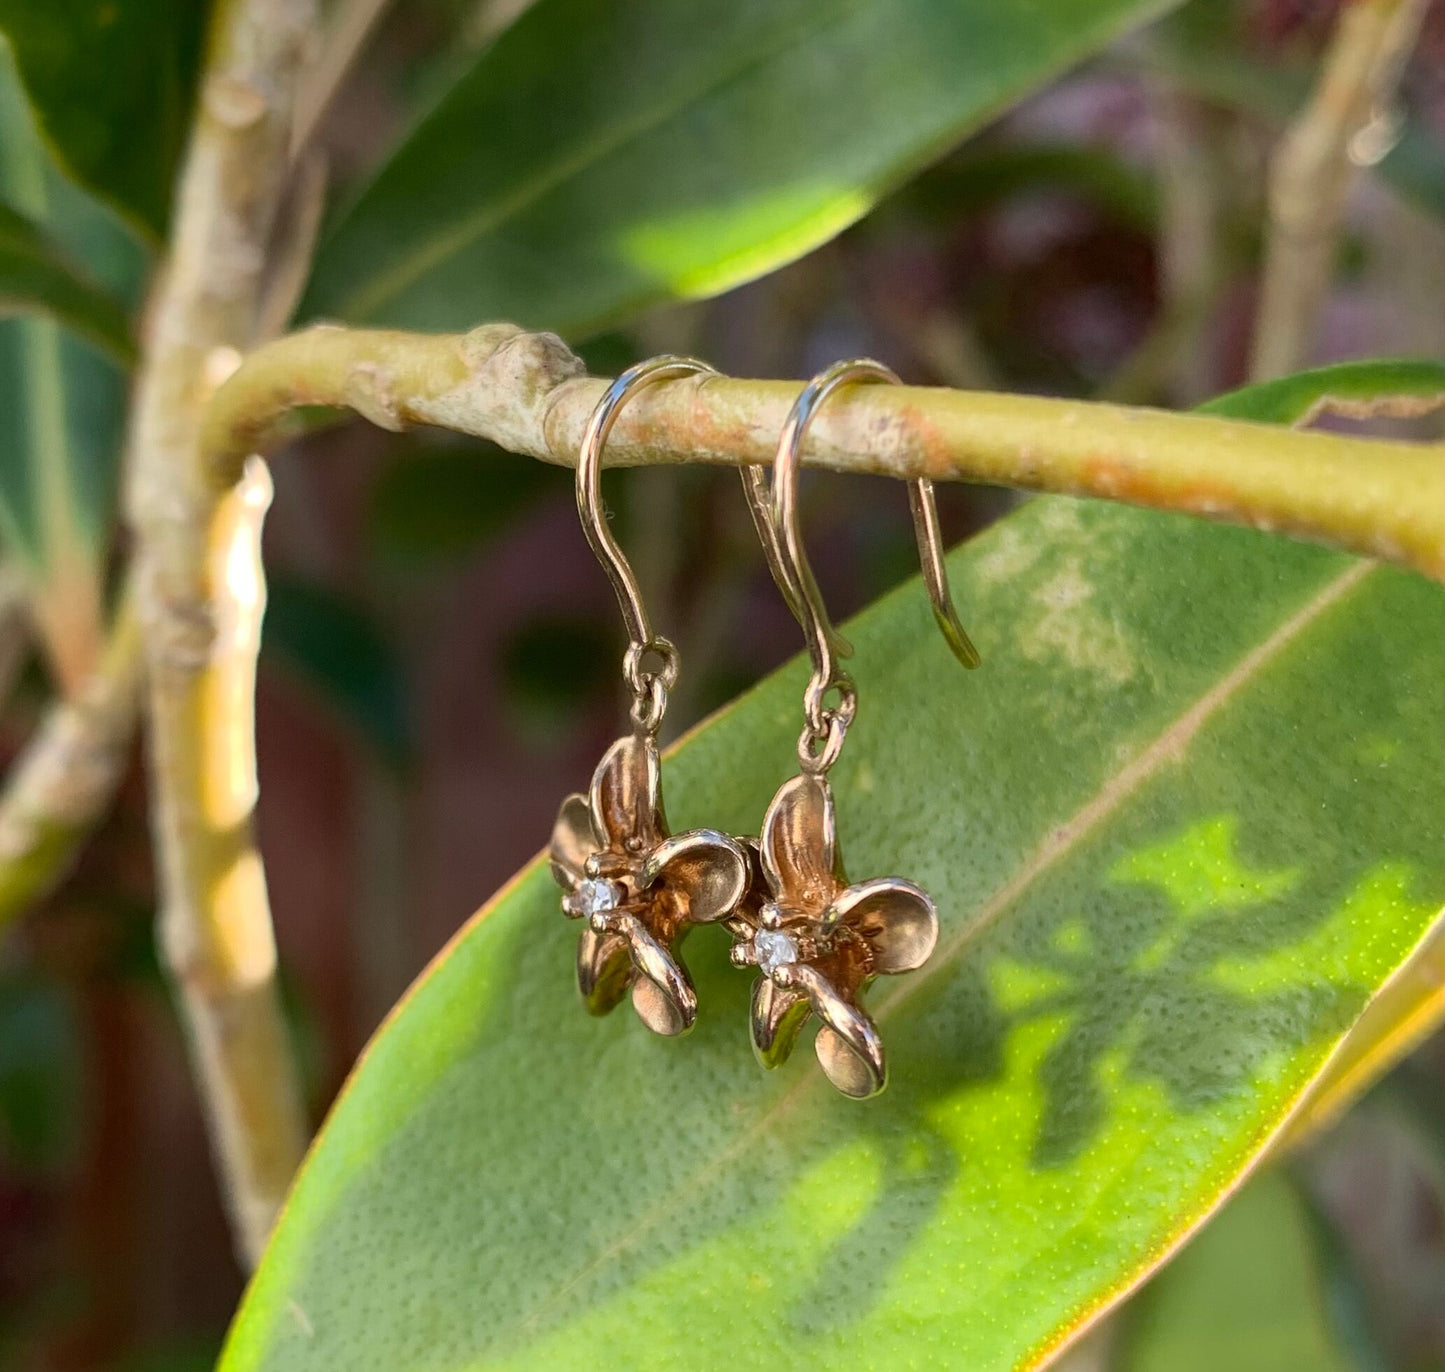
[759,773,837,913]
[791,963,888,1099]
[827,877,939,974]
[549,793,599,887]
[750,976,810,1070]
[726,836,768,934]
[589,733,664,853]
[642,829,748,924]
[815,1023,887,1100]
[576,926,631,1017]
[616,912,696,1036]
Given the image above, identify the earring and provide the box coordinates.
[548,358,749,1036]
[727,359,977,1098]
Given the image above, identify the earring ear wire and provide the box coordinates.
[725,359,946,1099]
[546,354,747,1037]
[575,354,717,733]
[740,358,980,674]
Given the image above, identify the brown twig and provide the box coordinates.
[289,0,394,160]
[124,0,317,1267]
[255,150,329,343]
[0,562,31,711]
[1102,79,1223,406]
[0,585,143,937]
[201,323,1444,579]
[1251,0,1430,381]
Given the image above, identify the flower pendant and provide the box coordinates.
[549,733,748,1035]
[726,773,938,1097]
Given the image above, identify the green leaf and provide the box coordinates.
[367,439,567,567]
[501,614,616,746]
[895,143,1159,235]
[0,974,81,1169]
[0,46,129,687]
[1121,1169,1352,1372]
[302,0,1180,334]
[1197,358,1445,427]
[223,369,1443,1369]
[0,4,208,237]
[0,200,133,362]
[263,576,411,766]
[1276,923,1442,1151]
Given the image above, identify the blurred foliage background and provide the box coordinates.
[0,0,1441,1367]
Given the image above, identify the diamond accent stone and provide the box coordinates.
[754,928,799,975]
[565,877,621,921]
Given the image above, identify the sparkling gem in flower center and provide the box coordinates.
[754,928,799,975]
[565,877,621,921]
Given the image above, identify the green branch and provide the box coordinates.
[203,323,1443,579]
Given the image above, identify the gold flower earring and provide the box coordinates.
[548,357,749,1036]
[727,359,979,1098]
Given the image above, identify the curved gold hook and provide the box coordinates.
[741,359,980,676]
[577,354,717,729]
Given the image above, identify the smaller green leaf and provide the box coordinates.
[1197,358,1445,427]
[262,576,411,766]
[501,614,614,746]
[1122,1169,1352,1372]
[1375,123,1445,222]
[0,975,81,1169]
[896,143,1158,234]
[0,50,128,687]
[0,200,133,362]
[367,441,566,567]
[0,4,208,236]
[113,1344,224,1372]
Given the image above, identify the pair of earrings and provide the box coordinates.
[547,356,978,1098]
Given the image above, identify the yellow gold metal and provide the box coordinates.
[551,736,747,1035]
[740,358,981,688]
[727,359,951,1097]
[907,476,982,670]
[552,355,747,1034]
[724,775,938,1099]
[577,354,716,733]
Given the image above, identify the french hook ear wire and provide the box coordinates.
[575,354,719,733]
[739,359,981,673]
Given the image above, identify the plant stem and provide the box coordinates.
[1102,80,1222,407]
[124,0,317,1267]
[0,561,30,710]
[290,0,395,159]
[1251,0,1429,381]
[201,323,1444,579]
[0,584,144,936]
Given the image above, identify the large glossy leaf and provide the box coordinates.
[0,200,132,361]
[0,46,132,688]
[1277,924,1442,1150]
[1121,1169,1351,1372]
[223,369,1443,1369]
[0,2,208,236]
[302,0,1179,334]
